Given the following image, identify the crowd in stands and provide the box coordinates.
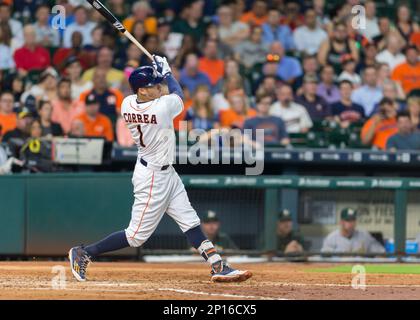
[0,0,420,172]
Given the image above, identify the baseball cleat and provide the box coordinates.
[211,261,252,283]
[68,246,92,282]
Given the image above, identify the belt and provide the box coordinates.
[140,158,169,171]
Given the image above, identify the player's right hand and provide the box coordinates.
[153,55,172,77]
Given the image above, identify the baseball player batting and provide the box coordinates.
[68,56,252,283]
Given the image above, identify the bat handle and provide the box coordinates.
[123,31,154,61]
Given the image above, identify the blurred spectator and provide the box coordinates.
[276,209,304,254]
[79,68,123,120]
[391,46,420,95]
[321,208,385,254]
[316,64,340,105]
[33,4,60,48]
[387,111,420,151]
[64,56,93,100]
[51,78,84,134]
[318,22,359,73]
[361,97,398,150]
[243,93,289,146]
[234,25,269,70]
[3,72,25,110]
[407,97,420,129]
[173,34,200,69]
[268,41,302,84]
[313,0,330,28]
[332,80,365,128]
[280,0,304,31]
[82,46,125,89]
[255,75,279,100]
[0,91,16,135]
[185,85,219,132]
[294,54,319,93]
[68,118,85,138]
[122,1,157,35]
[375,33,406,71]
[0,21,14,70]
[351,66,383,117]
[211,74,244,113]
[293,8,327,56]
[74,93,114,141]
[219,92,256,129]
[116,115,135,147]
[296,74,332,121]
[201,210,238,252]
[21,67,58,113]
[360,0,380,41]
[37,100,63,138]
[63,5,96,48]
[3,110,32,158]
[13,24,51,75]
[172,0,206,41]
[179,53,211,94]
[377,63,406,101]
[198,39,225,86]
[19,119,52,172]
[269,84,313,133]
[261,8,294,51]
[395,4,419,43]
[0,2,23,45]
[337,57,361,87]
[158,18,183,62]
[357,42,378,73]
[217,4,249,48]
[82,25,104,53]
[240,0,267,27]
[214,59,251,96]
[372,17,393,51]
[139,34,165,67]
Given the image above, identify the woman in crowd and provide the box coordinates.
[219,92,256,129]
[211,74,245,113]
[185,85,219,132]
[0,22,14,70]
[407,97,420,129]
[395,4,419,43]
[64,57,92,101]
[377,63,405,101]
[173,34,200,68]
[37,100,63,138]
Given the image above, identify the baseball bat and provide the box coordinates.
[86,0,154,61]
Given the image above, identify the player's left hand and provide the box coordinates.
[152,55,171,77]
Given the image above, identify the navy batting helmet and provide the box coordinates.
[129,66,164,93]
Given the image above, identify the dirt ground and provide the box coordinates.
[1,261,420,300]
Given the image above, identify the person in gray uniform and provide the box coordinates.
[321,208,385,254]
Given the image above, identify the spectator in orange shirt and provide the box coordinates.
[219,93,257,129]
[361,97,398,149]
[75,94,114,142]
[392,46,420,95]
[198,39,225,86]
[51,78,85,134]
[0,91,16,136]
[240,0,268,27]
[122,1,157,35]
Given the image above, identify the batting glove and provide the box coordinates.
[152,55,172,77]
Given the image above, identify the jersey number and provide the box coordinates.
[137,125,146,147]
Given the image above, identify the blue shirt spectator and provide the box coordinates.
[179,53,212,94]
[277,56,302,83]
[262,9,294,51]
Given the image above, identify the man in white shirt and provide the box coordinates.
[269,84,313,133]
[33,4,60,47]
[63,5,96,48]
[376,34,406,71]
[360,0,380,40]
[293,8,327,55]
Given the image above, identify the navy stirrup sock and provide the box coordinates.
[184,225,207,249]
[84,230,130,257]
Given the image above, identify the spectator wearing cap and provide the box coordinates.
[276,209,304,255]
[3,110,32,157]
[0,91,16,136]
[171,0,206,41]
[243,94,289,146]
[65,57,93,100]
[37,100,63,138]
[240,0,268,27]
[79,68,123,121]
[293,8,328,56]
[351,66,383,117]
[234,26,269,70]
[179,53,212,94]
[81,46,125,89]
[33,4,60,47]
[51,78,85,135]
[0,2,23,46]
[361,97,398,150]
[63,5,97,48]
[13,25,51,75]
[332,80,365,128]
[269,84,313,133]
[201,210,238,252]
[386,111,420,151]
[268,41,302,85]
[198,39,225,87]
[296,74,332,121]
[315,65,340,105]
[375,33,406,71]
[217,4,250,48]
[0,21,15,70]
[261,8,294,52]
[74,93,114,142]
[337,57,362,87]
[321,208,385,254]
[392,46,420,95]
[122,1,157,36]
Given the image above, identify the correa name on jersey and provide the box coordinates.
[123,113,158,124]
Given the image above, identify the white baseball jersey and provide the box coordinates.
[121,93,201,247]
